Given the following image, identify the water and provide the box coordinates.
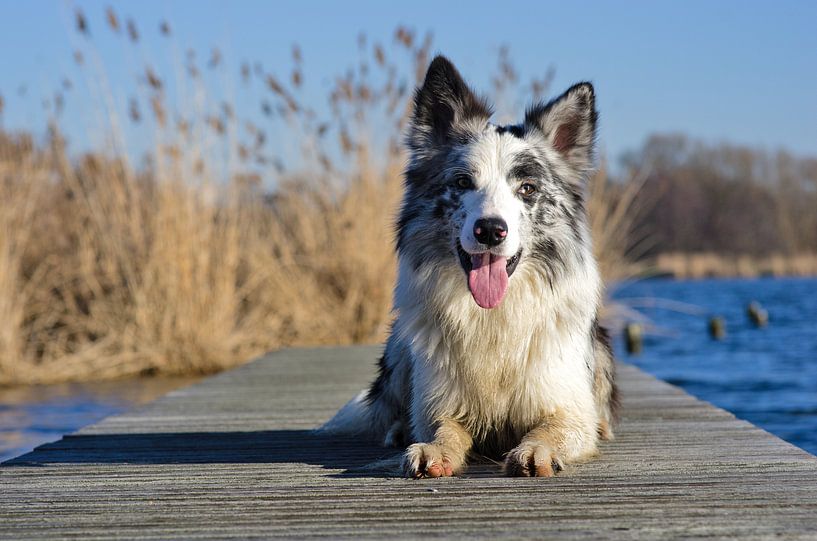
[612,277,817,455]
[0,377,198,463]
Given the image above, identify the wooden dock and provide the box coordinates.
[2,345,817,539]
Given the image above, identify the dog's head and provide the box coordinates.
[398,56,597,309]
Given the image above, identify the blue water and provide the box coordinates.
[612,277,817,455]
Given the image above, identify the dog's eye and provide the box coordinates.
[517,183,537,197]
[455,174,474,190]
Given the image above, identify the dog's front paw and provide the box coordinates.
[403,443,455,479]
[504,442,564,477]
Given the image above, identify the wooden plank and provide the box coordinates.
[1,345,816,539]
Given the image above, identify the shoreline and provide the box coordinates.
[648,252,817,280]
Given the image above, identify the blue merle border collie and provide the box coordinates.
[322,56,618,478]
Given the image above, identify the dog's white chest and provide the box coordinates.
[413,317,595,438]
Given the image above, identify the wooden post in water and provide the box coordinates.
[747,301,769,327]
[624,322,643,355]
[709,316,726,340]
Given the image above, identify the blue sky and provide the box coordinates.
[0,0,815,166]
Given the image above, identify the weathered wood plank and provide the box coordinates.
[2,345,816,539]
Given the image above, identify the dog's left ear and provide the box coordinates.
[525,82,597,175]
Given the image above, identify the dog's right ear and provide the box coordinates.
[408,56,491,153]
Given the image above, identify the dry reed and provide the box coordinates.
[0,11,644,385]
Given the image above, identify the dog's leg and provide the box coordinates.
[504,411,597,477]
[383,419,406,448]
[403,419,472,478]
[593,321,620,441]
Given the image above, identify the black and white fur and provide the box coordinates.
[322,56,618,478]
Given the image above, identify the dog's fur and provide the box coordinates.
[321,56,618,478]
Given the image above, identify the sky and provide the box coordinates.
[0,0,815,167]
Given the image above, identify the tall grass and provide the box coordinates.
[0,10,643,385]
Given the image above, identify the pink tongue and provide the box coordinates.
[467,253,509,309]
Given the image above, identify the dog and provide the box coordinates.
[321,55,618,478]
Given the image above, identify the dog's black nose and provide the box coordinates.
[474,217,508,247]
